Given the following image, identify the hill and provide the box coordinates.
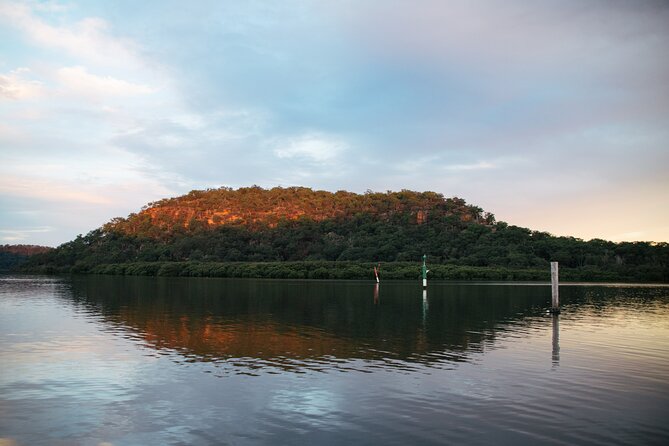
[105,186,493,236]
[23,186,669,282]
[0,244,53,272]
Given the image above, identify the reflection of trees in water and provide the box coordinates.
[562,286,669,317]
[66,277,565,368]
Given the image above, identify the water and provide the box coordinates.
[1,275,668,445]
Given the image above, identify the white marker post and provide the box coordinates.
[550,261,560,314]
[421,255,429,290]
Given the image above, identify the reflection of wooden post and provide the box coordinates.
[552,314,560,366]
[374,283,379,304]
[550,261,560,314]
[422,289,428,323]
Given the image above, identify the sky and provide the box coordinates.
[1,0,668,247]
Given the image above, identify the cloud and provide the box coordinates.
[273,133,349,163]
[444,161,495,171]
[0,175,112,204]
[346,0,669,72]
[0,226,53,243]
[0,1,143,69]
[0,68,43,100]
[1,0,667,244]
[0,155,180,245]
[340,0,669,137]
[55,66,155,99]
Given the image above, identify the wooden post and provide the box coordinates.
[550,261,560,314]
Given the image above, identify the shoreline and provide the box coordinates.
[4,273,669,287]
[16,260,669,284]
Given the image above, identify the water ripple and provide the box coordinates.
[2,276,669,445]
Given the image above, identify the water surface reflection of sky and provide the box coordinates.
[1,276,668,445]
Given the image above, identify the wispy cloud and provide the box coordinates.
[55,66,155,99]
[273,133,349,163]
[444,161,495,171]
[0,68,43,100]
[0,1,143,69]
[0,175,112,204]
[0,226,53,243]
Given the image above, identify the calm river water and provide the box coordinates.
[1,275,668,445]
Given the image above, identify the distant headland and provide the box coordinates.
[7,186,668,282]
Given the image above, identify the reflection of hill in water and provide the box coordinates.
[68,276,551,368]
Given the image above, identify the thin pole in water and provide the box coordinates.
[550,261,560,314]
[374,263,380,283]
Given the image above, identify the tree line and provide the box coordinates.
[23,212,669,282]
[0,244,52,271]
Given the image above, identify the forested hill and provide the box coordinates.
[105,186,494,236]
[23,186,669,282]
[0,244,53,271]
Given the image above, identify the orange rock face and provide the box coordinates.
[105,186,491,236]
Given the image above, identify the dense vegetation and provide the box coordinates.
[83,261,631,282]
[0,244,52,272]
[106,186,493,236]
[22,186,669,282]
